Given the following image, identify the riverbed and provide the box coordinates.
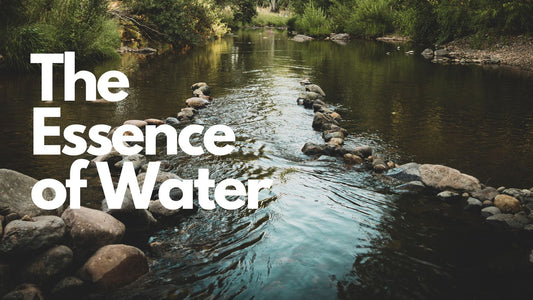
[1,29,533,299]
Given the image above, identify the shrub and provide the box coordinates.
[295,2,331,37]
[345,0,394,38]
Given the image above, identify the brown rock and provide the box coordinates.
[61,207,125,261]
[419,164,481,192]
[19,245,73,285]
[123,120,148,128]
[327,138,344,146]
[185,97,209,109]
[344,153,363,165]
[80,244,149,290]
[144,118,165,125]
[494,194,521,213]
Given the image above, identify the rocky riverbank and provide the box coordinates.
[296,79,533,264]
[0,82,214,299]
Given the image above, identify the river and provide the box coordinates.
[1,29,533,299]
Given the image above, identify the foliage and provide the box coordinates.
[124,0,229,47]
[294,2,331,37]
[251,10,290,27]
[346,0,394,38]
[0,0,120,72]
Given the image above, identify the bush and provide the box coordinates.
[295,2,331,37]
[0,0,120,72]
[345,0,394,38]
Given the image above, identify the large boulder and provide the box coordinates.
[114,154,147,172]
[419,164,481,192]
[312,112,339,131]
[0,216,65,254]
[61,207,125,261]
[18,245,73,285]
[301,143,326,156]
[0,169,62,217]
[493,194,521,213]
[486,213,529,229]
[185,97,209,109]
[471,187,499,202]
[79,244,149,290]
[51,276,86,299]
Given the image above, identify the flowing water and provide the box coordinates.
[1,29,533,299]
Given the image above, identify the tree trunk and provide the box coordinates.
[270,0,278,13]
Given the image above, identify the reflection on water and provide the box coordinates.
[1,29,533,299]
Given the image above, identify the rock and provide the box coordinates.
[386,162,420,182]
[327,112,342,121]
[140,160,172,173]
[482,200,493,207]
[0,216,65,254]
[114,154,147,172]
[91,148,122,167]
[0,169,61,217]
[61,207,125,261]
[330,33,350,41]
[192,84,211,96]
[51,276,85,299]
[305,84,326,98]
[437,191,461,201]
[486,213,528,229]
[434,49,450,57]
[464,197,482,212]
[123,120,148,128]
[323,130,345,142]
[419,164,481,192]
[144,118,165,125]
[471,187,499,202]
[80,244,149,290]
[291,34,314,42]
[312,100,327,112]
[349,145,373,158]
[397,181,426,192]
[165,117,181,127]
[323,144,348,157]
[344,153,363,165]
[421,48,434,57]
[327,137,344,146]
[191,82,208,90]
[530,250,533,264]
[502,188,533,203]
[312,112,339,131]
[372,157,388,173]
[185,97,209,109]
[493,194,521,213]
[18,245,73,285]
[481,206,501,218]
[2,284,43,300]
[5,213,19,224]
[497,186,506,192]
[301,143,326,156]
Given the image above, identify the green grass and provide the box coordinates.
[251,9,290,27]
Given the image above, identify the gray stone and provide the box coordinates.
[530,250,533,264]
[0,216,65,254]
[421,48,434,57]
[349,145,373,158]
[312,112,339,131]
[481,206,501,218]
[437,191,461,201]
[305,84,326,97]
[18,245,73,285]
[464,197,482,212]
[114,154,147,172]
[165,117,181,127]
[497,186,506,192]
[149,200,181,220]
[61,207,125,261]
[0,169,62,217]
[419,164,481,192]
[471,187,499,202]
[486,214,528,229]
[292,34,314,42]
[386,162,420,182]
[301,143,326,156]
[434,49,450,57]
[331,33,350,41]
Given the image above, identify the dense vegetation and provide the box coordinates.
[2,0,532,72]
[0,0,120,72]
[291,0,533,44]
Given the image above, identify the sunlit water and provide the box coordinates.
[1,29,533,299]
